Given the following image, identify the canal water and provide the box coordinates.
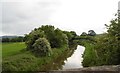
[41,45,85,70]
[62,45,85,69]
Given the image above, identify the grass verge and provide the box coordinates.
[82,42,98,67]
[2,42,68,71]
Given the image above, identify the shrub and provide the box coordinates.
[54,28,68,48]
[25,29,45,50]
[32,38,52,57]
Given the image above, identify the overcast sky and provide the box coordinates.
[1,0,120,36]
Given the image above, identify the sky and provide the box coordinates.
[1,0,120,36]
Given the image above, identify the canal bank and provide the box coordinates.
[2,44,85,71]
[40,45,85,71]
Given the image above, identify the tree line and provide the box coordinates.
[2,36,25,42]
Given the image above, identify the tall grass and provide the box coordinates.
[82,42,98,67]
[0,43,2,73]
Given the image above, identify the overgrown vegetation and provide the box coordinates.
[2,25,78,71]
[2,12,120,71]
[82,13,120,66]
[94,14,120,65]
[32,38,52,56]
[82,42,98,67]
[2,44,68,71]
[25,25,77,57]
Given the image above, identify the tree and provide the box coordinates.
[63,31,77,46]
[95,14,120,65]
[39,25,68,48]
[39,25,56,48]
[88,30,96,36]
[81,32,88,36]
[70,31,77,37]
[54,28,68,47]
[63,31,73,41]
[105,15,120,64]
[25,25,69,52]
[2,38,10,42]
[106,18,120,37]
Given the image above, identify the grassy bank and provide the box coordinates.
[0,43,2,57]
[82,42,98,67]
[2,42,68,71]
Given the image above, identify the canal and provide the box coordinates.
[41,45,85,70]
[62,45,85,69]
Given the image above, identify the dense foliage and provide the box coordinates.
[32,38,52,56]
[25,29,45,50]
[25,25,77,57]
[82,14,120,67]
[54,28,68,48]
[3,13,120,71]
[63,31,78,46]
[2,25,78,71]
[94,15,120,65]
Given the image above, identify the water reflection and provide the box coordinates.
[40,45,85,71]
[62,45,85,69]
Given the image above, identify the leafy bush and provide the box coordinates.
[91,14,120,65]
[25,29,45,50]
[63,31,77,46]
[54,28,68,48]
[25,25,70,57]
[39,25,56,48]
[32,38,52,57]
[39,25,68,48]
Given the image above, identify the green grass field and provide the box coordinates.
[2,42,26,57]
[2,42,68,71]
[0,43,2,60]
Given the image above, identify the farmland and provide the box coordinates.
[2,42,26,57]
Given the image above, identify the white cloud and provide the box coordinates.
[1,0,119,36]
[2,0,60,35]
[50,0,119,35]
